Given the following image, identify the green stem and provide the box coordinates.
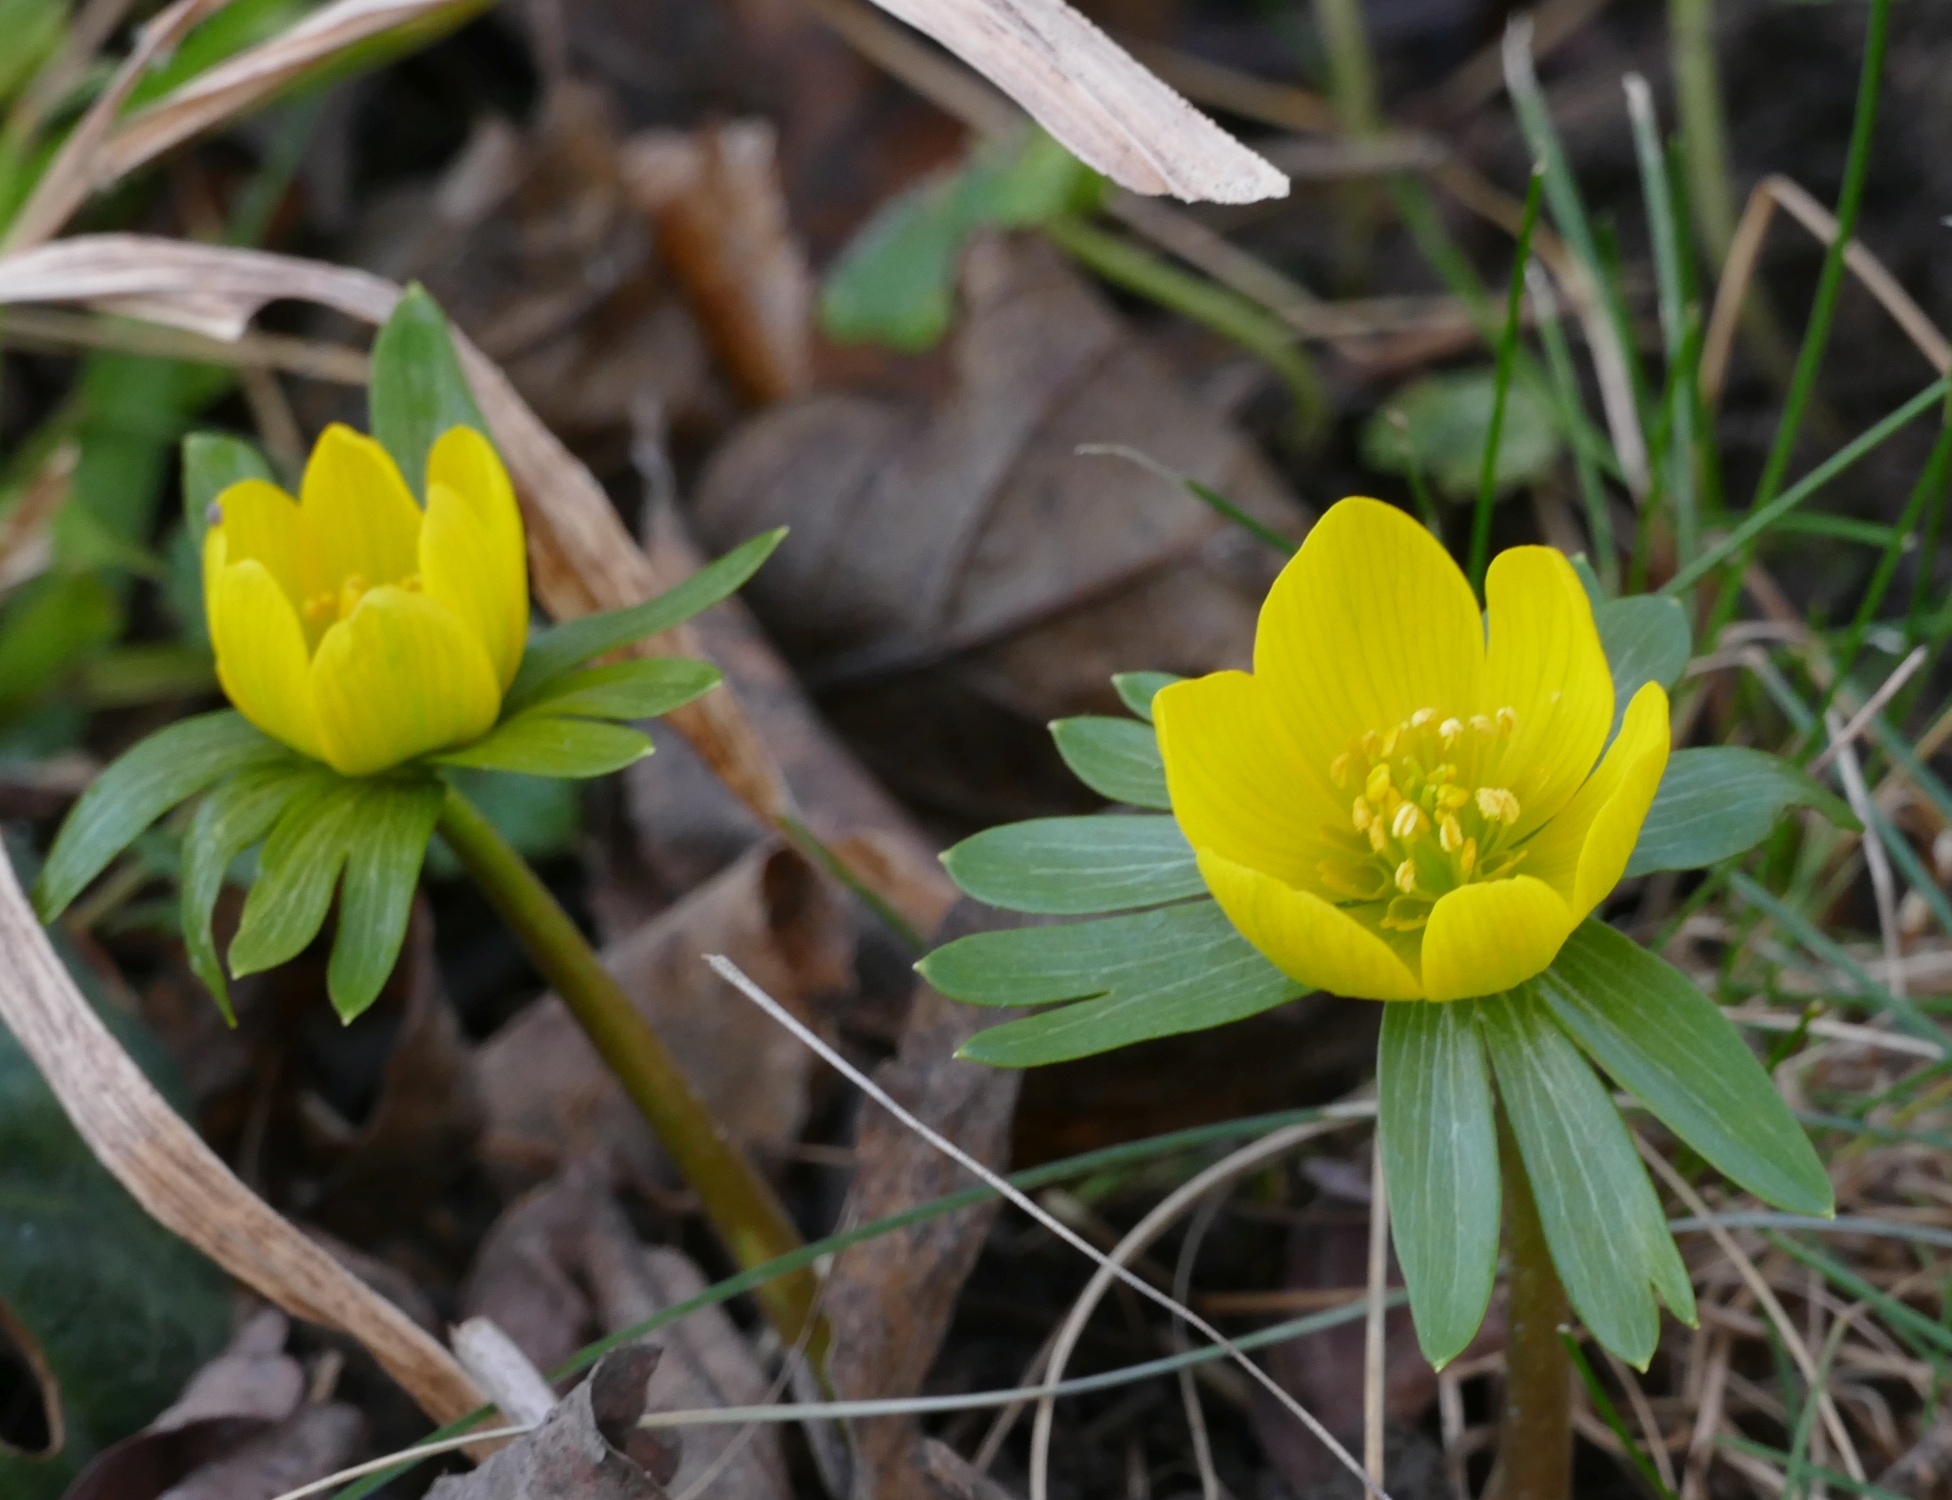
[435,784,821,1348]
[1043,214,1327,440]
[1497,1108,1572,1500]
[1668,0,1738,263]
[1470,169,1544,597]
[1811,395,1952,729]
[1748,0,1891,515]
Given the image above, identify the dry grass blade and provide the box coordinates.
[1637,1137,1865,1481]
[1364,1135,1389,1487]
[99,0,491,189]
[1,305,370,382]
[862,0,1287,203]
[1701,175,1952,408]
[3,0,235,253]
[0,855,486,1426]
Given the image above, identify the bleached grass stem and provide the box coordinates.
[706,954,1391,1500]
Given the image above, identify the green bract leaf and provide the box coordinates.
[368,283,489,499]
[820,130,1097,353]
[922,901,1301,1065]
[1536,920,1833,1217]
[521,656,722,722]
[1595,594,1690,734]
[1361,368,1561,500]
[1051,716,1170,809]
[36,710,289,921]
[433,713,652,778]
[505,529,786,712]
[1113,670,1182,723]
[1378,1001,1500,1369]
[228,781,369,977]
[328,779,446,1020]
[942,815,1203,915]
[1480,985,1695,1369]
[1626,746,1856,878]
[181,764,333,1022]
[180,430,274,548]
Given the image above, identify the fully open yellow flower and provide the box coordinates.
[204,423,527,777]
[1155,497,1669,1002]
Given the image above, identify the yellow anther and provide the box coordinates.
[1362,730,1381,756]
[1365,764,1392,803]
[1428,764,1457,786]
[1331,752,1351,788]
[303,592,337,626]
[399,572,423,593]
[337,573,369,620]
[1366,822,1389,854]
[1496,706,1518,734]
[1470,714,1496,738]
[1391,802,1425,840]
[1410,707,1436,729]
[1436,785,1470,811]
[1381,726,1401,755]
[1440,814,1464,853]
[1352,797,1374,832]
[1440,717,1463,746]
[1394,860,1417,894]
[1477,787,1521,824]
[1459,838,1478,874]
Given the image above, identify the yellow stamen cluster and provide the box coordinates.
[1322,706,1527,931]
[301,571,422,631]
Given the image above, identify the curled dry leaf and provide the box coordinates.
[63,1310,305,1500]
[476,844,850,1197]
[461,1174,774,1500]
[428,1344,676,1500]
[149,1405,369,1500]
[0,853,485,1427]
[861,0,1288,204]
[620,120,815,405]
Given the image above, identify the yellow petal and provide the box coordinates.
[310,587,500,775]
[422,426,527,690]
[1198,847,1424,1001]
[1482,546,1613,835]
[1420,875,1574,1001]
[1522,682,1671,918]
[299,424,423,602]
[208,479,303,609]
[206,541,324,761]
[1156,670,1339,889]
[1255,497,1485,775]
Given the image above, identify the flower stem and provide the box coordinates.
[436,783,821,1350]
[1496,1108,1572,1500]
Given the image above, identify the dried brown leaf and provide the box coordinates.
[154,1405,368,1500]
[426,1345,672,1500]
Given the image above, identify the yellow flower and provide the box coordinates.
[203,423,527,776]
[1155,497,1669,1003]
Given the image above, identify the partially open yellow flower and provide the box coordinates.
[1155,497,1669,1002]
[204,423,527,777]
